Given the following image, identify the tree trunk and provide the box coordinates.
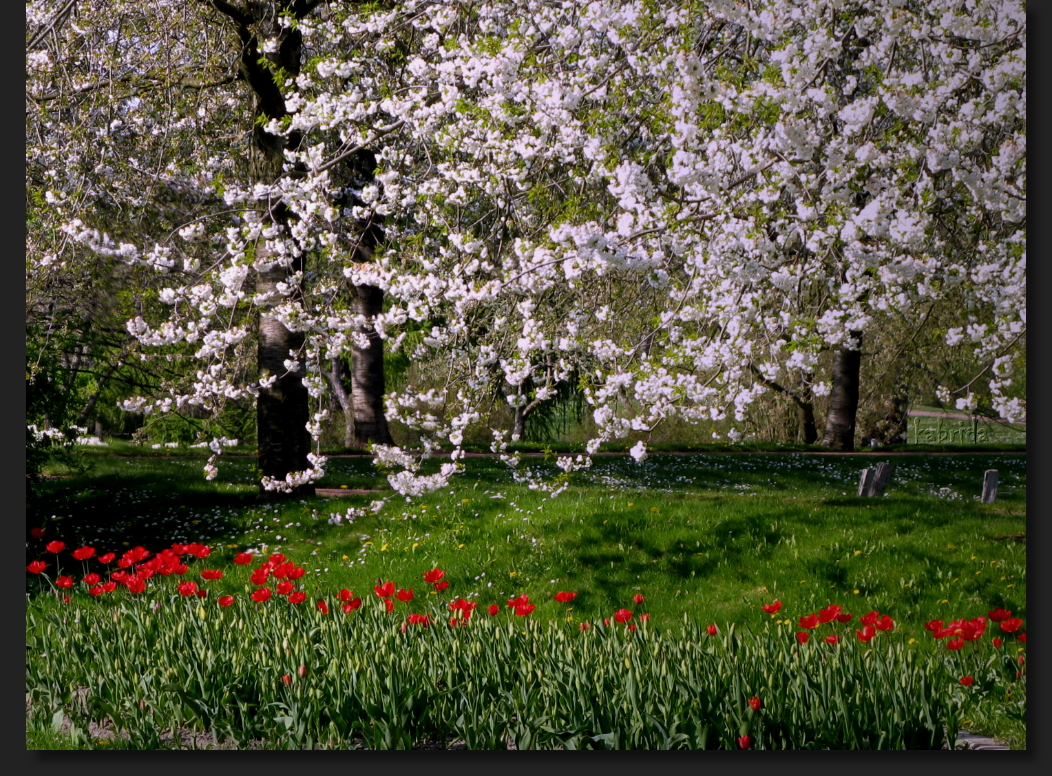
[215,0,315,496]
[350,283,393,447]
[820,332,863,451]
[326,356,356,449]
[257,260,313,493]
[798,399,818,445]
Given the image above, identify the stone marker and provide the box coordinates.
[858,462,895,497]
[866,462,895,497]
[981,470,999,503]
[858,468,875,497]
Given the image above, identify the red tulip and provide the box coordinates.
[987,608,1011,622]
[434,580,450,592]
[706,623,718,636]
[507,594,530,608]
[640,613,650,622]
[423,568,445,583]
[374,581,395,598]
[125,577,146,594]
[218,595,235,607]
[798,614,819,629]
[555,591,577,603]
[515,603,536,617]
[100,581,117,593]
[818,605,841,624]
[628,623,637,632]
[45,541,65,554]
[947,637,964,651]
[178,581,198,596]
[288,566,306,580]
[71,546,95,561]
[835,612,853,623]
[408,613,430,626]
[297,665,308,678]
[233,552,254,565]
[579,622,591,631]
[288,591,306,604]
[633,593,645,605]
[960,676,974,686]
[269,553,286,564]
[487,604,500,616]
[250,568,270,585]
[341,598,362,612]
[603,619,611,627]
[384,599,394,613]
[338,588,354,601]
[82,572,100,586]
[251,587,273,603]
[748,696,762,712]
[823,635,839,644]
[874,615,895,632]
[201,569,223,581]
[276,580,295,595]
[317,600,329,614]
[196,589,208,599]
[924,619,944,632]
[88,586,104,597]
[614,609,633,624]
[999,617,1023,633]
[1019,633,1026,643]
[738,735,751,749]
[992,638,1003,648]
[191,545,211,559]
[396,588,414,602]
[859,611,880,627]
[26,561,47,574]
[856,625,876,642]
[98,552,116,564]
[282,674,292,685]
[30,527,45,539]
[448,616,458,627]
[796,632,809,644]
[760,600,782,614]
[55,575,74,589]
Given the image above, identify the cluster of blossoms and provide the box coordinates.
[925,608,1025,651]
[28,531,1026,691]
[26,537,215,598]
[30,0,1025,495]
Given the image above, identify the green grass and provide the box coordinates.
[27,450,1026,748]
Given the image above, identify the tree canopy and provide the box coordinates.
[27,0,1025,494]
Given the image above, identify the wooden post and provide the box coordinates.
[981,470,999,503]
[858,468,874,496]
[866,462,895,497]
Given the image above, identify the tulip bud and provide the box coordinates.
[297,665,308,678]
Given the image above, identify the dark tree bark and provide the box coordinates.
[336,149,393,448]
[349,283,393,447]
[819,332,863,451]
[797,397,818,445]
[212,0,318,496]
[326,356,356,449]
[749,365,818,444]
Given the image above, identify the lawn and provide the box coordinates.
[26,450,1026,749]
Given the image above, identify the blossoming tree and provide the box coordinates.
[31,0,1025,494]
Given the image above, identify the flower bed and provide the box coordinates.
[26,538,1026,750]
